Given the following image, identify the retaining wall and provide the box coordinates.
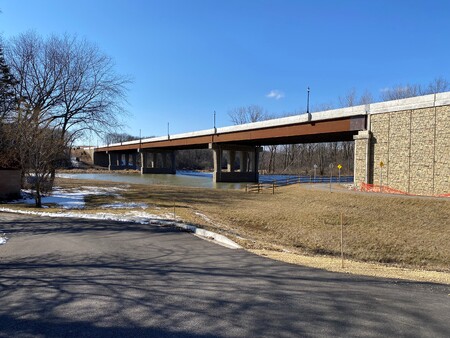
[355,93,449,196]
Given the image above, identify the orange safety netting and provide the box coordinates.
[359,183,450,198]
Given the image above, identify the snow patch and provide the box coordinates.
[194,211,213,223]
[12,186,126,209]
[0,236,8,245]
[100,202,148,209]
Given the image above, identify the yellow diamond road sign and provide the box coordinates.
[337,164,342,169]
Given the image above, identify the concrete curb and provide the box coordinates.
[173,222,242,249]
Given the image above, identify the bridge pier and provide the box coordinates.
[210,144,261,183]
[140,150,176,174]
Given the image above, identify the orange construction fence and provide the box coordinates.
[359,182,450,198]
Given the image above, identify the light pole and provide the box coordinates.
[307,86,310,114]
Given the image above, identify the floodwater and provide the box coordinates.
[57,170,353,190]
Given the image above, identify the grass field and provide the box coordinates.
[53,178,450,273]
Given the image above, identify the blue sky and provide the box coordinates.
[1,0,449,141]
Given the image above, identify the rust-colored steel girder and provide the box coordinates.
[97,116,366,152]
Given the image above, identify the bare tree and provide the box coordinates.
[339,88,373,108]
[55,35,130,142]
[4,31,130,206]
[104,132,139,145]
[380,78,449,101]
[339,88,358,108]
[7,32,130,144]
[380,83,422,101]
[3,108,66,207]
[423,77,450,94]
[228,105,268,124]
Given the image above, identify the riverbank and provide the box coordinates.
[5,177,450,284]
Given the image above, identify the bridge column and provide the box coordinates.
[238,151,248,172]
[108,152,118,170]
[140,150,176,174]
[210,144,261,183]
[353,130,372,186]
[131,153,138,169]
[227,150,236,172]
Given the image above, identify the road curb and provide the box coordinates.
[173,222,242,249]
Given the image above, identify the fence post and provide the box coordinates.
[340,212,344,268]
[272,182,275,194]
[245,184,248,193]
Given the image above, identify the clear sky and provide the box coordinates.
[1,0,449,142]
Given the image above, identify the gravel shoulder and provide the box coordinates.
[251,249,450,285]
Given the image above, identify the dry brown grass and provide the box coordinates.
[52,178,450,273]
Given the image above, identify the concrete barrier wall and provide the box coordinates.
[370,104,449,195]
[0,169,21,200]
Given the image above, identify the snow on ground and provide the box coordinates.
[2,186,170,226]
[0,236,8,245]
[100,202,148,209]
[0,207,172,226]
[194,211,213,224]
[12,186,126,209]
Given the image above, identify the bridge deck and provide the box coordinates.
[96,105,368,152]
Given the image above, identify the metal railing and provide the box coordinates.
[245,175,354,194]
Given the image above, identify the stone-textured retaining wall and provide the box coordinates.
[355,94,449,196]
[0,169,21,200]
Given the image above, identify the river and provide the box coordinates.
[57,170,353,189]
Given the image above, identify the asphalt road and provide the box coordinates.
[0,212,449,338]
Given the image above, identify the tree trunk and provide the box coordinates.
[34,181,42,208]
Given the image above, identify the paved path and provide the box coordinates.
[0,212,449,337]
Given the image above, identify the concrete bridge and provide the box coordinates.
[94,92,450,195]
[94,109,366,182]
